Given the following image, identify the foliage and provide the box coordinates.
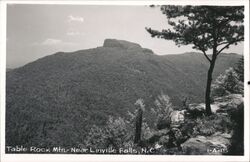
[193,115,232,136]
[84,116,133,149]
[83,95,175,149]
[211,67,243,97]
[83,125,108,148]
[180,114,233,137]
[134,98,145,111]
[234,56,244,82]
[150,93,174,130]
[146,6,244,54]
[84,98,154,149]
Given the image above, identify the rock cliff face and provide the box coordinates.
[103,39,142,49]
[103,39,154,54]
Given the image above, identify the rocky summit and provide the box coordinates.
[103,39,142,49]
[103,39,154,54]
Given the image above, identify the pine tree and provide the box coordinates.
[146,6,244,115]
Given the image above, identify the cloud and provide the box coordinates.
[66,31,85,36]
[67,15,84,23]
[41,38,62,45]
[33,38,78,46]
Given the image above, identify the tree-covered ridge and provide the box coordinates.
[6,39,241,151]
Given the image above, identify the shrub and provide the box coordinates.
[211,67,243,98]
[193,114,233,136]
[83,125,108,148]
[83,116,133,149]
[179,113,233,138]
[84,111,153,149]
[150,93,174,130]
[234,57,244,82]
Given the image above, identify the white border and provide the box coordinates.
[0,0,249,162]
[0,0,7,161]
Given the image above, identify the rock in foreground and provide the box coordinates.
[181,132,232,155]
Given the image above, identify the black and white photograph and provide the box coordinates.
[0,0,249,162]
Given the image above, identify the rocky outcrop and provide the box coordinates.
[188,103,220,114]
[103,39,154,54]
[144,92,243,155]
[187,94,243,116]
[146,127,188,150]
[214,94,243,113]
[170,110,185,127]
[103,39,142,49]
[181,132,232,155]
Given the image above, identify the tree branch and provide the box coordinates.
[217,41,230,46]
[217,43,231,56]
[193,41,211,63]
[216,38,244,56]
[201,50,212,63]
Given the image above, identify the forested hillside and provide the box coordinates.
[6,39,241,149]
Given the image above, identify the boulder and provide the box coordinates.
[181,136,208,155]
[170,110,185,126]
[181,132,232,155]
[188,103,222,116]
[214,94,243,112]
[187,103,205,118]
[187,94,243,116]
[188,103,204,111]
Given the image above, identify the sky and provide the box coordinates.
[7,4,244,68]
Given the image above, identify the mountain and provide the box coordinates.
[6,68,12,72]
[162,52,242,97]
[6,39,241,147]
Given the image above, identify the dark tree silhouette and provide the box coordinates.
[134,99,145,145]
[146,5,244,115]
[134,107,143,144]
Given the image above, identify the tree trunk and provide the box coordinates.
[205,55,217,116]
[134,108,143,145]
